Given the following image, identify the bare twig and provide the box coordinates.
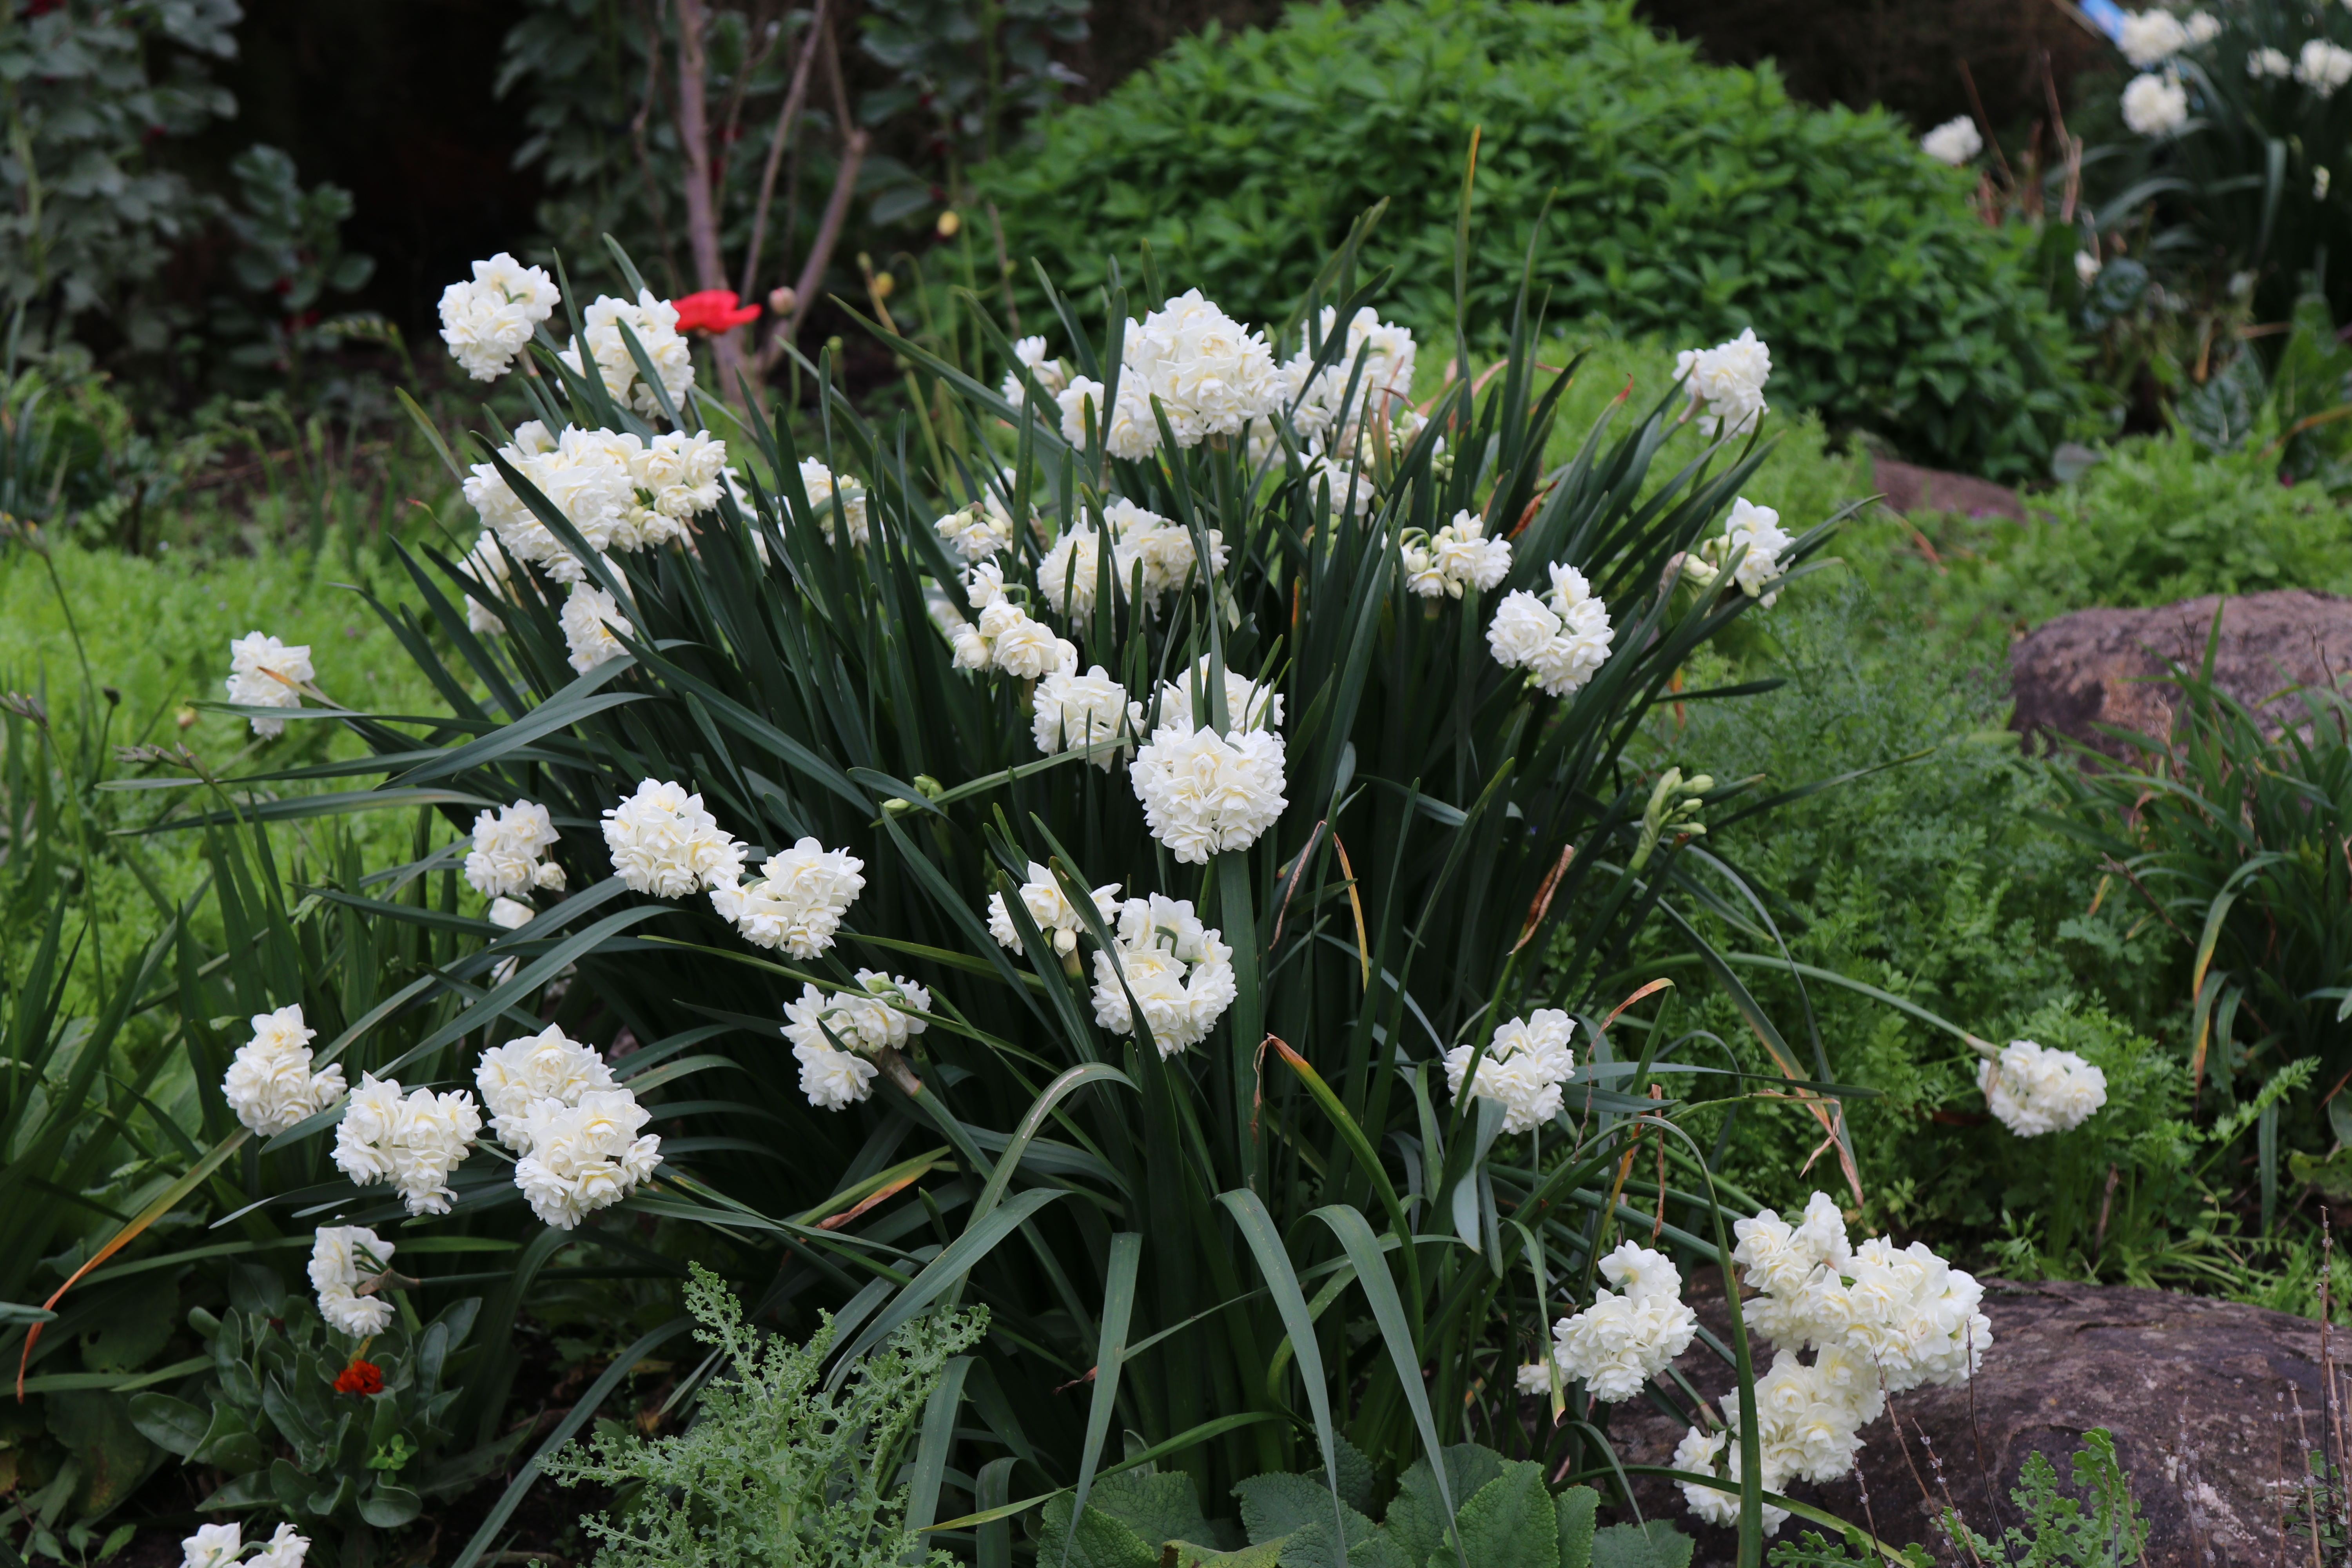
[675,0,751,402]
[631,0,683,289]
[987,200,1021,331]
[739,0,829,305]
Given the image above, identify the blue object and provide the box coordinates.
[2077,0,2128,43]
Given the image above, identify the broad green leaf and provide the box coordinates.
[1589,1523,1695,1568]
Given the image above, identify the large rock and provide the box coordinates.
[2007,590,2352,762]
[1610,1279,2348,1567]
[1871,458,2022,521]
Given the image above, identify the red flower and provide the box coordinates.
[333,1357,383,1396]
[671,290,760,335]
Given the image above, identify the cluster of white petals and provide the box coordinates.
[455,531,521,635]
[2117,8,2189,67]
[1443,1008,1577,1134]
[1089,893,1236,1056]
[710,837,867,958]
[602,779,745,897]
[1675,1192,1992,1533]
[1673,328,1771,439]
[796,457,870,546]
[181,1522,309,1568]
[513,1087,661,1229]
[1679,497,1793,606]
[558,290,694,418]
[1129,662,1288,864]
[1978,1038,2108,1136]
[1033,665,1134,768]
[2250,45,2294,78]
[1301,454,1378,517]
[2298,38,2352,95]
[438,253,559,381]
[309,1225,396,1337]
[1405,510,1512,599]
[332,1073,482,1216]
[987,861,1120,957]
[223,1005,345,1137]
[2122,72,2189,134]
[1535,1243,1700,1401]
[475,1024,619,1149]
[2185,11,2220,45]
[935,495,1017,564]
[225,632,313,738]
[949,564,1078,678]
[1000,335,1068,410]
[465,799,565,898]
[558,574,632,673]
[1056,290,1283,457]
[1920,116,1982,166]
[786,972,933,1110]
[459,424,717,607]
[1487,563,1616,699]
[1036,500,1225,623]
[487,897,534,983]
[1284,305,1419,458]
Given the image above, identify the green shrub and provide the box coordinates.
[976,0,2091,481]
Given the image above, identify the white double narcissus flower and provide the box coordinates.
[1978,1038,2107,1136]
[1058,289,1283,458]
[475,1023,619,1151]
[1089,893,1236,1056]
[1920,116,1982,166]
[1033,666,1133,768]
[2297,40,2352,96]
[1038,500,1226,623]
[512,1086,661,1229]
[438,252,559,382]
[1443,1008,1576,1134]
[785,972,933,1110]
[1000,334,1067,409]
[950,563,1077,678]
[559,290,695,418]
[223,1004,345,1137]
[1129,661,1287,864]
[1404,510,1512,599]
[181,1523,310,1568]
[2116,8,2189,67]
[1680,497,1793,607]
[710,837,867,958]
[1530,1242,1700,1402]
[2122,72,2189,135]
[1487,562,1616,699]
[1676,1192,1993,1534]
[309,1224,395,1337]
[935,492,1017,565]
[487,897,534,984]
[1673,328,1771,439]
[1056,374,1158,461]
[2250,46,2293,78]
[561,575,634,674]
[632,430,729,532]
[1302,455,1377,518]
[796,457,869,546]
[465,799,564,898]
[602,779,745,897]
[332,1073,482,1216]
[1284,305,1418,458]
[225,632,313,738]
[988,861,1121,958]
[454,530,519,635]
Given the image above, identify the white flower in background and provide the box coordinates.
[1056,375,1158,461]
[1718,497,1794,603]
[1033,665,1133,767]
[512,1087,661,1228]
[1443,1008,1577,1133]
[2250,45,2293,78]
[561,577,633,673]
[710,837,867,958]
[309,1225,395,1337]
[2183,11,2220,44]
[1301,455,1377,517]
[2121,72,2189,135]
[1137,656,1284,736]
[1920,116,1982,166]
[2075,249,2103,285]
[1673,328,1771,438]
[330,1073,482,1216]
[1285,305,1418,455]
[1089,893,1237,1055]
[454,531,519,635]
[2319,167,2334,201]
[181,1525,245,1568]
[2117,8,2189,67]
[1487,563,1616,699]
[1548,1242,1700,1400]
[1000,334,1068,408]
[980,598,1077,679]
[1037,523,1109,621]
[1978,1039,2108,1135]
[249,1526,310,1568]
[438,252,558,381]
[225,632,313,738]
[1404,510,1513,599]
[1515,1361,1557,1396]
[559,290,694,419]
[475,1024,619,1151]
[1112,497,1226,602]
[987,861,1121,957]
[487,897,534,984]
[465,799,563,898]
[2299,40,2352,96]
[601,779,745,897]
[936,499,1015,564]
[223,1005,345,1137]
[796,457,869,546]
[785,972,933,1109]
[1131,717,1287,864]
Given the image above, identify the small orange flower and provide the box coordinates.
[334,1357,383,1396]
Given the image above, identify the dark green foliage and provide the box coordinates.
[976,0,2090,479]
[543,1265,985,1568]
[1766,1530,1929,1568]
[1940,1428,2147,1568]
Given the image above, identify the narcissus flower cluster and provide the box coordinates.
[1523,1242,1699,1401]
[225,633,313,738]
[332,1073,482,1216]
[1673,328,1771,439]
[438,252,559,381]
[1444,1008,1577,1134]
[225,1005,344,1136]
[181,1521,310,1568]
[1487,564,1616,699]
[787,971,934,1109]
[602,779,747,898]
[465,799,565,898]
[1404,510,1512,599]
[1089,894,1237,1055]
[711,837,869,958]
[309,1224,396,1337]
[1978,1039,2108,1136]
